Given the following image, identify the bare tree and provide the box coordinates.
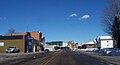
[102,0,120,48]
[112,16,120,48]
[102,0,120,34]
[6,28,17,36]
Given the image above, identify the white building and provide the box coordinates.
[96,36,114,49]
[62,42,68,47]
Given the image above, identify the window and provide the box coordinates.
[0,42,4,46]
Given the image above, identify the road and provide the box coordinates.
[0,50,116,65]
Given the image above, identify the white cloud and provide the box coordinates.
[67,14,90,21]
[67,13,78,20]
[81,15,90,20]
[69,13,77,17]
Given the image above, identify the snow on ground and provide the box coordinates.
[79,48,120,65]
[0,51,44,62]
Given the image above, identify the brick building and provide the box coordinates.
[21,32,42,51]
[0,32,42,53]
[0,35,26,53]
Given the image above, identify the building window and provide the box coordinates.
[0,42,4,46]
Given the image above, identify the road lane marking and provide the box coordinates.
[40,52,58,63]
[40,52,58,65]
[40,51,61,65]
[44,51,61,65]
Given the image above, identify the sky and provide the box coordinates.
[0,0,108,43]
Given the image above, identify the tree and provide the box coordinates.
[102,0,120,34]
[112,16,120,47]
[6,28,17,36]
[102,0,120,48]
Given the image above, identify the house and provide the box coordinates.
[96,36,114,49]
[80,41,97,51]
[84,41,97,48]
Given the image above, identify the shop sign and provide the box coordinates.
[0,42,4,46]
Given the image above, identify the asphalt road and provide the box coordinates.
[0,50,116,65]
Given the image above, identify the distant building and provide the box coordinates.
[46,41,63,46]
[83,41,97,48]
[79,41,97,51]
[62,42,68,47]
[96,36,114,49]
[67,41,77,49]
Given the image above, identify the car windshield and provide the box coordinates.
[7,48,11,50]
[9,47,16,48]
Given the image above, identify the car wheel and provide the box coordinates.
[18,49,20,52]
[13,50,16,53]
[45,49,49,53]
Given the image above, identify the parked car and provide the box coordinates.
[99,48,120,56]
[44,49,50,53]
[44,45,56,52]
[6,46,20,53]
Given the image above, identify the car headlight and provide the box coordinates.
[10,49,14,51]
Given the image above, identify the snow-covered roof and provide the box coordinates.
[97,36,112,40]
[83,41,96,45]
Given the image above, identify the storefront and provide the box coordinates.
[0,32,36,53]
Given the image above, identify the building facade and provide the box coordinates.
[0,32,42,53]
[46,41,63,46]
[0,35,26,53]
[22,32,42,51]
[96,36,114,49]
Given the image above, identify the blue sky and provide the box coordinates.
[0,0,108,43]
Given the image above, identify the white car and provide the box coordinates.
[6,46,20,53]
[44,45,56,52]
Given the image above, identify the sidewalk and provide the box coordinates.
[80,51,120,65]
[0,51,44,62]
[0,51,44,55]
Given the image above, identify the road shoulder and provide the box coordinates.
[79,51,120,65]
